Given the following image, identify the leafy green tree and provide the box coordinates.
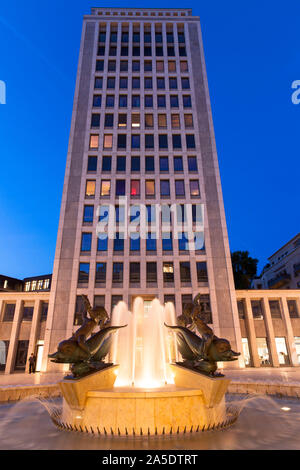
[231,251,258,289]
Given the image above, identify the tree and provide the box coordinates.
[231,251,258,289]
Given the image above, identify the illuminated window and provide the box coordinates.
[171,114,180,129]
[145,114,154,128]
[158,114,167,128]
[156,61,164,72]
[100,180,111,196]
[256,338,271,366]
[180,61,188,72]
[24,282,30,292]
[190,180,200,197]
[131,180,140,197]
[89,134,99,149]
[168,61,176,72]
[145,180,155,197]
[103,134,113,149]
[184,114,193,128]
[118,114,127,128]
[85,180,96,198]
[132,114,140,128]
[163,262,174,283]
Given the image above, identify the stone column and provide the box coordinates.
[281,296,299,366]
[5,299,23,374]
[244,297,260,367]
[26,299,42,372]
[262,297,280,367]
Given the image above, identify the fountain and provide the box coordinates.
[49,296,240,436]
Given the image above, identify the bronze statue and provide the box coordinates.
[48,295,126,379]
[165,295,240,376]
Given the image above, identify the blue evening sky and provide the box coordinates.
[0,0,299,279]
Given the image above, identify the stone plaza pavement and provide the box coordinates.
[1,367,300,388]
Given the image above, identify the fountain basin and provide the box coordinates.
[57,365,233,436]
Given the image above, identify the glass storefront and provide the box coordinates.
[294,337,300,364]
[242,338,251,366]
[14,340,29,371]
[275,337,290,365]
[0,340,9,372]
[256,338,271,366]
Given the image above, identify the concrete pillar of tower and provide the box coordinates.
[5,299,23,374]
[244,297,260,368]
[262,297,280,367]
[281,296,299,366]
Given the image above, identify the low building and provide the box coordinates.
[1,287,300,374]
[252,233,300,290]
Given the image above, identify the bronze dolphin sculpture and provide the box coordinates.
[165,324,240,376]
[48,325,127,364]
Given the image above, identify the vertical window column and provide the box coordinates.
[244,297,262,368]
[261,297,280,367]
[280,296,300,366]
[5,299,24,374]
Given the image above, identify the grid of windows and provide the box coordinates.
[77,18,208,319]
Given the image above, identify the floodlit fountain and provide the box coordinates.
[48,296,241,436]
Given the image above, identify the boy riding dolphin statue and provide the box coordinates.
[165,323,240,377]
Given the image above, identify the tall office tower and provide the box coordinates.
[42,7,242,371]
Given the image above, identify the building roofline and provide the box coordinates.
[268,233,300,260]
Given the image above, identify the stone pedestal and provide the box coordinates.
[58,363,231,436]
[60,365,119,409]
[169,363,231,407]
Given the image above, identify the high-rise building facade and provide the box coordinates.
[42,7,242,371]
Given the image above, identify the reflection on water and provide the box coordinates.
[1,394,300,450]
